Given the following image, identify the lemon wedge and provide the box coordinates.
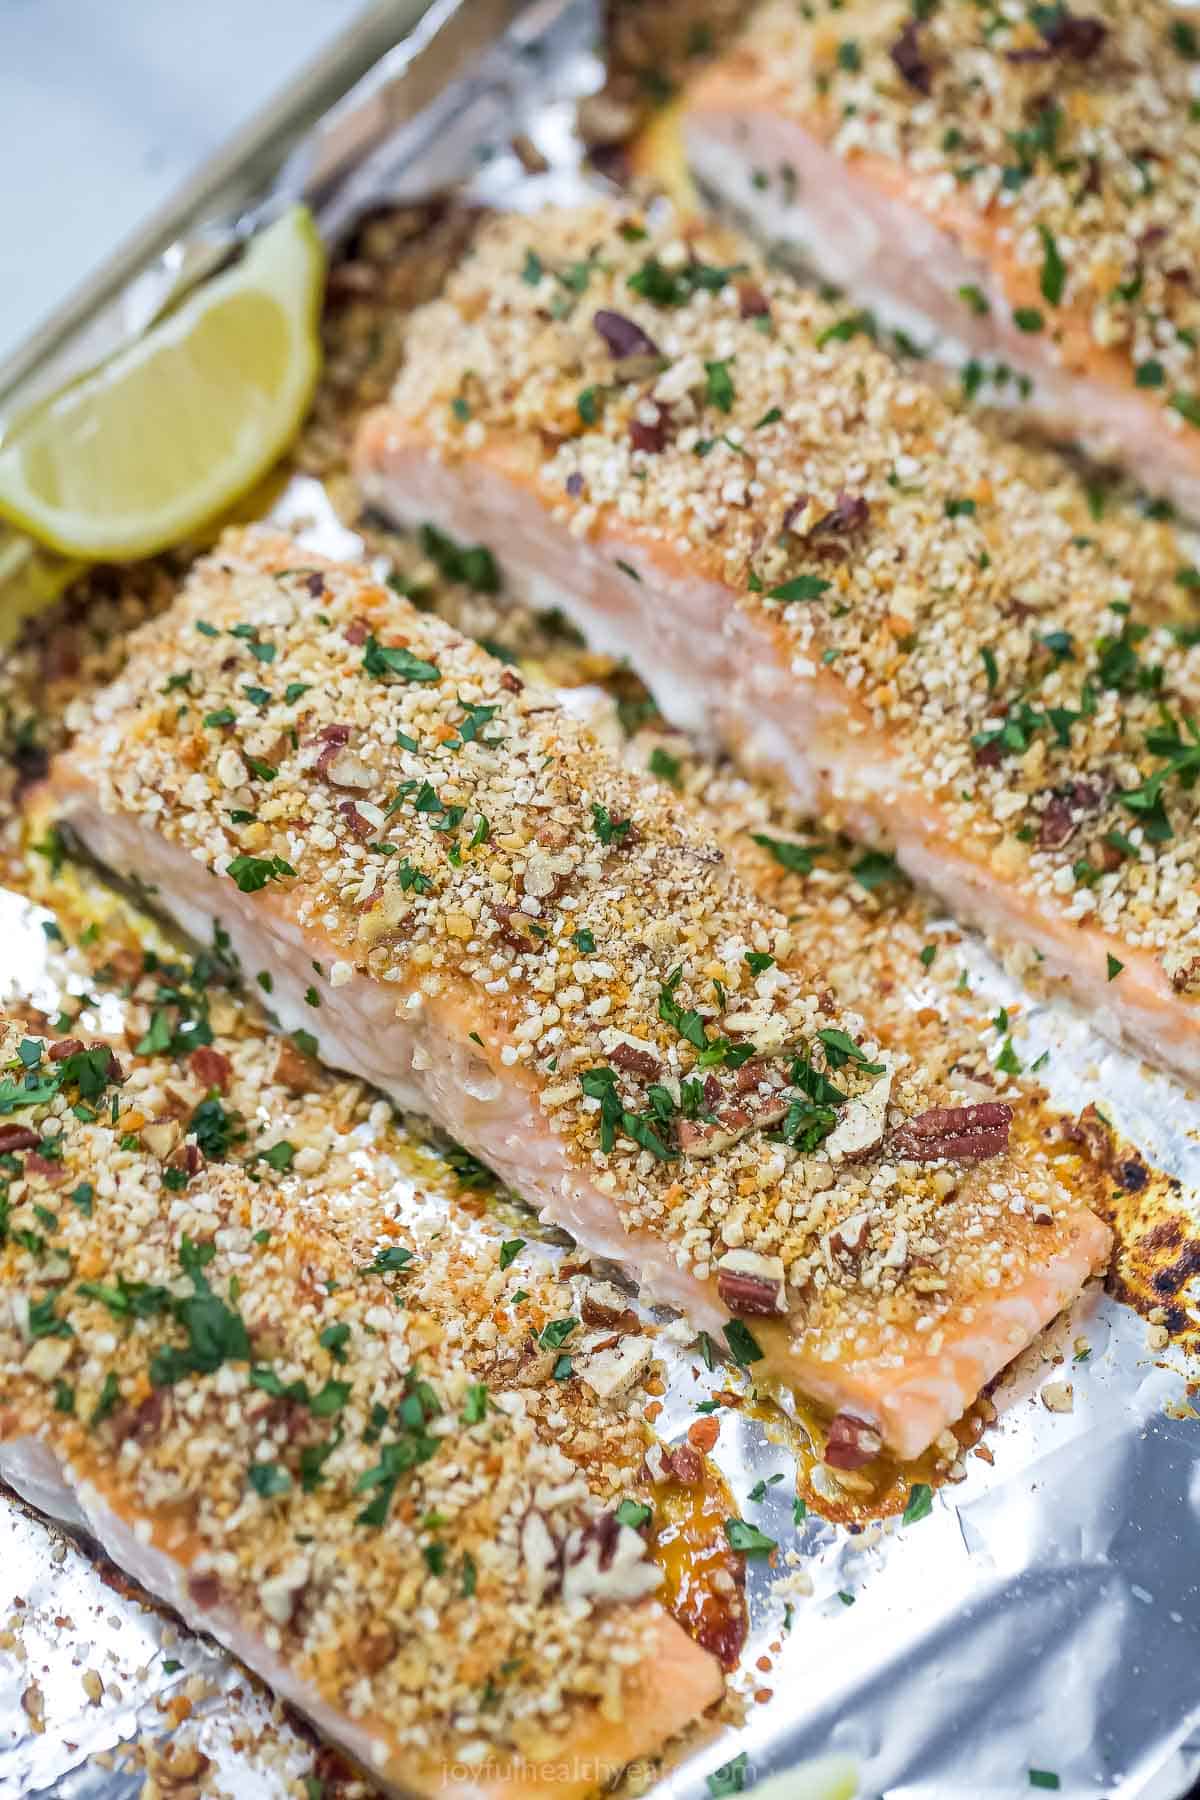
[0,206,324,561]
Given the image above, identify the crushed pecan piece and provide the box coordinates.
[716,1249,787,1315]
[593,308,661,360]
[188,1046,231,1093]
[893,1102,1013,1163]
[609,1039,661,1080]
[823,1412,883,1470]
[0,1125,40,1153]
[891,18,932,92]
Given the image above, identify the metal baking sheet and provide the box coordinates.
[3,1,1200,1796]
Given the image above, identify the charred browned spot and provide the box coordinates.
[1114,1157,1148,1194]
[1151,1242,1200,1299]
[1138,1217,1185,1255]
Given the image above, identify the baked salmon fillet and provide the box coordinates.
[48,524,1109,1462]
[0,1017,721,1795]
[353,198,1200,1085]
[681,0,1200,515]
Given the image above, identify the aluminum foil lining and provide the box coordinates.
[4,2,1200,1795]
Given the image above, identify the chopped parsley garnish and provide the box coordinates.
[626,255,745,307]
[538,1317,578,1351]
[362,635,440,683]
[259,1140,296,1172]
[851,849,903,891]
[226,853,295,893]
[359,1245,414,1275]
[203,708,236,728]
[591,802,631,846]
[1013,307,1045,333]
[723,1517,777,1555]
[750,832,821,874]
[319,1323,350,1362]
[499,1238,526,1269]
[353,1373,442,1525]
[649,746,682,787]
[815,310,873,348]
[148,1236,251,1388]
[957,284,989,316]
[90,1372,120,1427]
[571,927,596,954]
[658,966,708,1050]
[1106,954,1124,982]
[723,1319,763,1365]
[1117,710,1200,841]
[1037,225,1065,305]
[817,1027,884,1073]
[706,1753,749,1798]
[397,860,434,893]
[462,1382,489,1423]
[704,359,735,412]
[747,1473,784,1503]
[765,573,831,603]
[249,1462,292,1497]
[902,1482,933,1525]
[419,523,501,593]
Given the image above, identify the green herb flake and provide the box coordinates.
[249,1462,292,1498]
[723,1319,763,1365]
[723,1517,777,1555]
[902,1482,933,1525]
[766,574,831,603]
[704,359,735,412]
[1037,224,1066,305]
[750,832,820,874]
[649,746,682,787]
[226,853,295,893]
[362,636,441,683]
[706,1753,749,1798]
